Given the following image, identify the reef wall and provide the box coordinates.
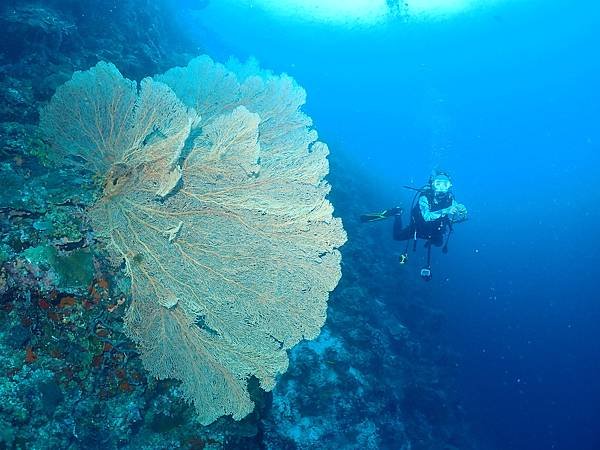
[0,1,472,448]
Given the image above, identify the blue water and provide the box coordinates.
[177,1,600,448]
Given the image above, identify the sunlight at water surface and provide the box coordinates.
[240,0,499,23]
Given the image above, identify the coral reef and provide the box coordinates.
[0,1,473,448]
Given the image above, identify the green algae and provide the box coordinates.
[22,245,94,289]
[57,248,94,289]
[22,245,56,268]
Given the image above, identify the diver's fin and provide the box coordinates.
[360,211,389,223]
[360,207,402,223]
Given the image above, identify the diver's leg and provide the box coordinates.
[430,232,444,247]
[393,216,413,241]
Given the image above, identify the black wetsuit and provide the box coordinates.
[393,190,453,247]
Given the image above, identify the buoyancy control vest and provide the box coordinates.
[411,189,453,237]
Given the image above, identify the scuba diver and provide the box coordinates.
[361,170,468,281]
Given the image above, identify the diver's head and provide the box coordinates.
[430,170,452,196]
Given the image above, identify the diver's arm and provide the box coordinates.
[451,201,468,222]
[419,196,456,222]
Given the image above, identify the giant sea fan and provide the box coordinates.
[39,56,346,424]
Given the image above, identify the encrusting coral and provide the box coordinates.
[39,56,346,424]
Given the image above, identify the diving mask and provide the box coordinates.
[432,176,452,193]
